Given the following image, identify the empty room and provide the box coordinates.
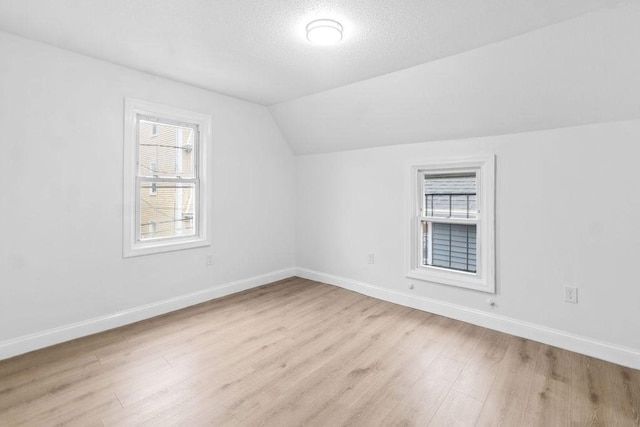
[1,1,639,425]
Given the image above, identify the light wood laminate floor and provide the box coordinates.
[1,277,639,426]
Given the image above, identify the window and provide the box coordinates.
[123,98,211,257]
[406,156,495,293]
[423,173,477,272]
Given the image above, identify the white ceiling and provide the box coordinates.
[0,0,618,105]
[271,2,640,154]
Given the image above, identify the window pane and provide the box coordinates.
[422,221,476,273]
[138,120,195,178]
[424,173,477,219]
[139,182,196,241]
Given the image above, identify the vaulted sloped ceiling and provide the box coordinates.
[271,2,640,154]
[0,1,637,154]
[0,0,620,105]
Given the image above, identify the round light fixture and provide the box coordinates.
[306,19,343,45]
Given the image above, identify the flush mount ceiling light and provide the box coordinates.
[306,19,343,45]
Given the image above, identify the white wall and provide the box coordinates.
[272,2,640,154]
[0,31,296,350]
[296,120,640,362]
[2,4,639,369]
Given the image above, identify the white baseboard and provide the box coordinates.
[0,268,296,361]
[296,268,640,370]
[4,266,639,370]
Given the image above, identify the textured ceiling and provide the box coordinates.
[270,2,640,154]
[0,0,618,105]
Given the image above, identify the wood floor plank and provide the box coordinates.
[225,303,415,423]
[428,389,484,427]
[0,277,637,426]
[452,329,511,402]
[437,321,489,364]
[301,312,444,426]
[472,337,551,427]
[1,356,170,423]
[334,336,445,426]
[102,365,251,426]
[381,355,466,426]
[524,373,571,426]
[0,328,126,380]
[569,356,640,426]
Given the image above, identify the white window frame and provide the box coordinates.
[123,98,211,257]
[405,155,495,293]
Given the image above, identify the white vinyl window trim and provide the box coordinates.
[405,155,496,293]
[123,98,211,257]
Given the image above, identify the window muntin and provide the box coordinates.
[124,98,210,257]
[406,156,495,293]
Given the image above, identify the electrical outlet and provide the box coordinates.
[565,286,578,303]
[206,255,214,266]
[367,253,375,264]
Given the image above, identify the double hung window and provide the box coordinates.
[423,173,477,273]
[124,99,211,257]
[407,156,495,292]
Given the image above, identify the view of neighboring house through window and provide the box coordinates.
[123,98,211,257]
[422,173,477,272]
[138,118,196,241]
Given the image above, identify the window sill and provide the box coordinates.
[406,267,493,293]
[123,236,210,258]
